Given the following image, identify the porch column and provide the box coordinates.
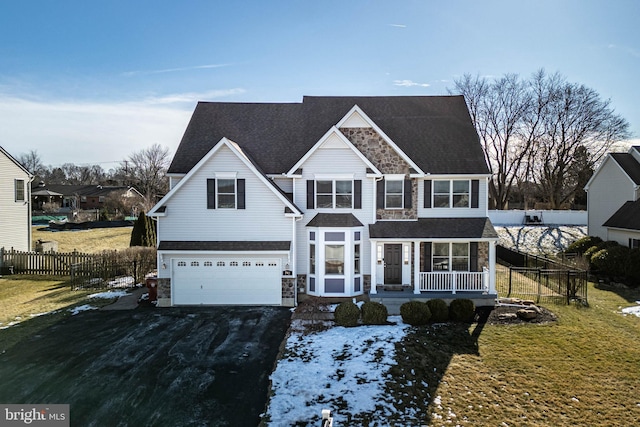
[489,241,497,294]
[413,240,421,294]
[370,239,378,294]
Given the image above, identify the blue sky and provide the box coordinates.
[0,0,638,167]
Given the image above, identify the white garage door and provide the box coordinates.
[172,257,282,305]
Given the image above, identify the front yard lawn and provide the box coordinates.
[265,282,640,426]
[0,275,118,351]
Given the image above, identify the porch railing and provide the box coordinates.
[419,268,488,293]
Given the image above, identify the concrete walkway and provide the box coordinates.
[100,286,148,310]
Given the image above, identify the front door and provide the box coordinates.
[384,244,402,284]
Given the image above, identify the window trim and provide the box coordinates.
[432,242,470,271]
[14,179,25,202]
[315,179,353,209]
[217,178,237,209]
[384,179,404,209]
[432,179,471,209]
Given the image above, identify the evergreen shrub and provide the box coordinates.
[449,298,476,322]
[426,298,449,322]
[334,301,360,327]
[361,301,388,325]
[400,300,431,326]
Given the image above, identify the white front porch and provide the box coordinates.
[369,240,497,296]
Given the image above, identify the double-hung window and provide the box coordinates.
[316,180,352,209]
[433,243,469,271]
[217,179,236,208]
[14,179,25,202]
[385,180,403,209]
[433,180,470,208]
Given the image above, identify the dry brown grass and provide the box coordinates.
[32,226,132,253]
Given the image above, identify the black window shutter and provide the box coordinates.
[354,180,362,209]
[471,179,479,208]
[306,180,314,210]
[207,179,216,209]
[470,242,478,271]
[423,180,432,208]
[404,179,412,209]
[376,179,385,209]
[422,242,432,272]
[237,179,245,209]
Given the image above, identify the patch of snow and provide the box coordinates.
[69,304,97,315]
[88,290,129,299]
[265,316,409,425]
[621,302,640,317]
[107,276,135,288]
[495,225,587,256]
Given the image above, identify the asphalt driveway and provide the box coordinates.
[0,306,292,426]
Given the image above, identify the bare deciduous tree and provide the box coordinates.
[451,69,631,209]
[124,143,170,209]
[451,73,533,209]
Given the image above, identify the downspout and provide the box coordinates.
[292,214,303,307]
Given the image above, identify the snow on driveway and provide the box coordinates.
[265,317,409,426]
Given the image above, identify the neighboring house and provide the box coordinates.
[0,146,33,251]
[31,183,144,212]
[148,96,499,308]
[584,146,640,248]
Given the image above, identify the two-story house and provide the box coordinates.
[148,96,499,308]
[584,146,640,248]
[0,145,33,252]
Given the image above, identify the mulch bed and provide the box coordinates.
[481,305,558,325]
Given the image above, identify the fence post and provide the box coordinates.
[566,270,571,305]
[536,269,541,304]
[508,268,513,297]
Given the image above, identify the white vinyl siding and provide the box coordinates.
[0,151,31,251]
[293,144,374,276]
[157,145,292,242]
[587,156,638,241]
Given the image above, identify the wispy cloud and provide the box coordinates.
[0,88,241,165]
[393,80,430,88]
[123,63,232,77]
[389,24,406,28]
[141,88,246,105]
[607,44,640,58]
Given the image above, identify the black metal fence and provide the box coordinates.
[497,245,588,305]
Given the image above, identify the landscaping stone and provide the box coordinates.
[517,308,539,320]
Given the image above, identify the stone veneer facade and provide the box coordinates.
[341,128,417,220]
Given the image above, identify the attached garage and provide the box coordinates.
[157,241,292,306]
[172,257,282,305]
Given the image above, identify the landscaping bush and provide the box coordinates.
[426,299,449,322]
[565,236,603,255]
[449,299,476,322]
[591,246,630,278]
[400,300,431,326]
[334,301,361,327]
[361,301,388,325]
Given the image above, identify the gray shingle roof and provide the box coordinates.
[369,218,498,239]
[306,213,363,227]
[158,241,291,251]
[603,200,640,231]
[168,96,488,176]
[610,153,640,185]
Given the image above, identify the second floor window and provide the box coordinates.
[316,180,352,209]
[217,179,236,208]
[433,180,470,208]
[385,180,403,209]
[14,179,25,202]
